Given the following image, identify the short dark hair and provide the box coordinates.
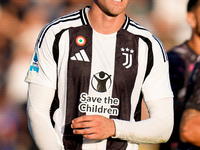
[187,0,200,12]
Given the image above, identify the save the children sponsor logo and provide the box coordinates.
[91,71,112,93]
[78,92,119,116]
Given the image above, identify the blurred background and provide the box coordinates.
[0,0,190,149]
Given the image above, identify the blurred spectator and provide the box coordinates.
[0,78,16,150]
[6,5,48,104]
[0,0,31,94]
[160,0,200,150]
[0,0,43,150]
[151,0,190,50]
[0,0,25,78]
[0,77,25,149]
[60,0,92,16]
[30,0,66,21]
[179,60,200,149]
[126,0,154,30]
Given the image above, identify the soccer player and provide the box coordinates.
[25,0,174,149]
[160,0,200,149]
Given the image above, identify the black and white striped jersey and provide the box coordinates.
[25,6,173,150]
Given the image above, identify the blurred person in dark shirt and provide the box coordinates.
[160,0,200,150]
[179,61,200,150]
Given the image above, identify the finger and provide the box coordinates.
[83,133,98,139]
[71,121,93,129]
[73,127,96,135]
[72,115,95,124]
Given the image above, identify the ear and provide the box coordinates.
[186,12,196,29]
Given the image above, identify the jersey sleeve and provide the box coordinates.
[27,83,64,149]
[113,97,174,143]
[142,36,173,101]
[25,26,57,89]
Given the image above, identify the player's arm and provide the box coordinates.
[27,83,64,150]
[139,99,160,150]
[179,109,200,147]
[71,97,173,143]
[113,97,173,143]
[25,20,65,149]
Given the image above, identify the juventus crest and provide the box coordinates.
[121,47,134,69]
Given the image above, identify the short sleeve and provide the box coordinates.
[142,36,173,101]
[25,27,57,89]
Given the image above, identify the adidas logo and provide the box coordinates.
[70,49,90,62]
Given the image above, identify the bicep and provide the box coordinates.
[27,83,55,118]
[27,83,64,149]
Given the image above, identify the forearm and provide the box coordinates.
[28,107,63,149]
[27,83,64,150]
[113,98,174,144]
[180,109,200,147]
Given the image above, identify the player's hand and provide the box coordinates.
[71,115,116,139]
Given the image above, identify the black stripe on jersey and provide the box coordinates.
[50,30,69,127]
[134,92,143,121]
[38,11,81,48]
[53,29,68,64]
[141,36,153,81]
[134,37,153,123]
[152,35,168,62]
[81,6,90,25]
[50,89,59,127]
[80,8,86,25]
[121,15,129,30]
[63,25,93,150]
[107,29,140,150]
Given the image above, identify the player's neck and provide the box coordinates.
[88,4,125,34]
[188,33,200,55]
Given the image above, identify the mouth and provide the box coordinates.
[113,0,122,2]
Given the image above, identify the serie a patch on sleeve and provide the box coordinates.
[29,52,39,73]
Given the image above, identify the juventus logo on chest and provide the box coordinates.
[121,47,134,69]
